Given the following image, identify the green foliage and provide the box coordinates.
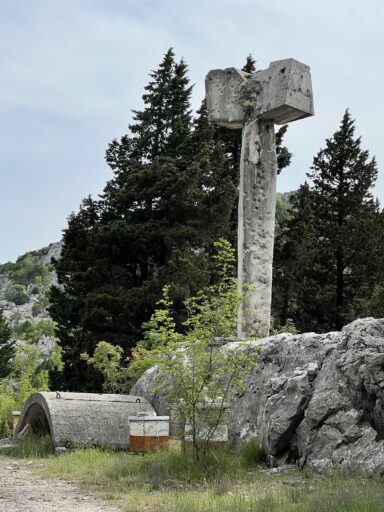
[270,318,298,335]
[43,447,241,489]
[239,440,266,467]
[49,51,292,392]
[0,340,62,437]
[11,344,50,402]
[0,309,14,378]
[0,391,14,436]
[49,50,238,392]
[40,448,384,512]
[141,285,182,350]
[105,448,241,490]
[31,293,50,317]
[275,195,294,238]
[7,433,53,458]
[81,341,129,393]
[273,111,383,332]
[12,319,56,343]
[129,239,258,462]
[3,284,29,305]
[0,248,51,285]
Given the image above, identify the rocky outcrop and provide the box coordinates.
[131,317,384,473]
[0,241,62,325]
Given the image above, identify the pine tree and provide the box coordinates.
[242,54,256,73]
[273,111,382,332]
[50,50,234,391]
[0,309,13,379]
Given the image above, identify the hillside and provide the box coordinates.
[0,242,62,350]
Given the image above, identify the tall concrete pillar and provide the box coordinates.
[206,58,314,338]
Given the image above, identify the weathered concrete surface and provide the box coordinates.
[132,318,384,473]
[205,59,314,129]
[237,118,277,338]
[205,58,314,339]
[205,67,249,129]
[16,392,156,449]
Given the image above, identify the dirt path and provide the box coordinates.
[0,456,121,512]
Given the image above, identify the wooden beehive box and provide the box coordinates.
[129,416,169,453]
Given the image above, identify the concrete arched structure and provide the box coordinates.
[16,392,156,449]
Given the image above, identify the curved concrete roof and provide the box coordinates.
[16,392,156,449]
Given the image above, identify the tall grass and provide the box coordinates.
[5,444,384,512]
[7,433,53,458]
[239,440,266,467]
[44,447,241,490]
[156,473,384,512]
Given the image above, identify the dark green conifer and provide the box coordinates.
[0,309,13,379]
[50,50,234,391]
[273,111,382,332]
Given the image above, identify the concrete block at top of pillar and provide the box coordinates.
[205,68,249,129]
[250,58,314,125]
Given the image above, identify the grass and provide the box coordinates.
[2,438,384,511]
[239,439,266,467]
[5,433,53,458]
[41,446,242,490]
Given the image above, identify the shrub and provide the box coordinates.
[4,284,29,305]
[239,440,266,467]
[12,319,56,343]
[8,433,53,458]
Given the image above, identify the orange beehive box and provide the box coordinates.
[129,416,169,453]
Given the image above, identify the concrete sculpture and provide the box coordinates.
[206,58,314,338]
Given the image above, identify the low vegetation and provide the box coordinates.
[6,433,53,458]
[0,244,61,437]
[2,442,384,512]
[0,247,53,286]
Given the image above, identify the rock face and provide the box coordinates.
[0,241,62,326]
[131,318,384,473]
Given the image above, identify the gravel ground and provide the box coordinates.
[0,456,121,512]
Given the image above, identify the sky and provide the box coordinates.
[1,0,383,263]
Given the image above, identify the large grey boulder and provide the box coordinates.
[131,318,384,473]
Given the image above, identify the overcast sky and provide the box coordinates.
[1,0,383,263]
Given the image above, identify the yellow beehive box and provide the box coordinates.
[12,411,21,436]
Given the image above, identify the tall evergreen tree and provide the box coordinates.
[273,111,382,332]
[50,50,235,391]
[50,50,293,391]
[0,309,13,379]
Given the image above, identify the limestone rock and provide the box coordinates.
[131,317,384,473]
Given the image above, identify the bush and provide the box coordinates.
[4,284,29,305]
[8,433,53,458]
[0,341,61,437]
[0,251,50,286]
[12,319,56,343]
[0,391,14,436]
[239,440,266,467]
[31,294,49,317]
